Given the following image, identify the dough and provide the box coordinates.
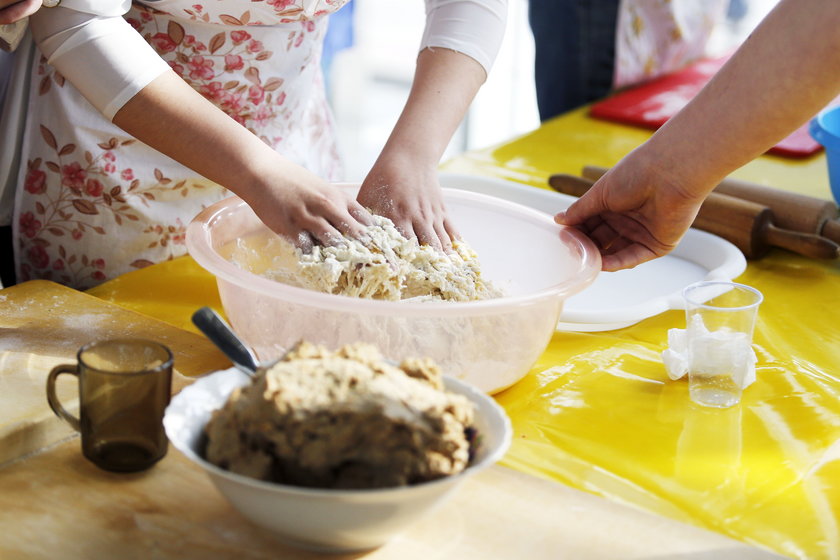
[204,342,477,489]
[229,215,503,301]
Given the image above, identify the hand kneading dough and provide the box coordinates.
[229,214,503,301]
[203,341,476,489]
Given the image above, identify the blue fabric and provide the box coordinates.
[727,0,749,20]
[528,0,619,121]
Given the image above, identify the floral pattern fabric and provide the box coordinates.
[14,0,347,289]
[614,0,728,89]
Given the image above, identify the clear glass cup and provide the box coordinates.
[682,281,763,408]
[46,339,173,472]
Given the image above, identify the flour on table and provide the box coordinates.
[229,215,503,301]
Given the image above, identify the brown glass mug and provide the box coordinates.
[46,339,173,472]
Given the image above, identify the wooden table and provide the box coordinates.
[0,436,782,559]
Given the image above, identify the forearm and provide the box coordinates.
[377,47,485,165]
[112,71,310,202]
[379,0,506,165]
[31,5,310,203]
[640,0,840,193]
[114,70,371,246]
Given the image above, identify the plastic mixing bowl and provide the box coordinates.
[186,185,600,394]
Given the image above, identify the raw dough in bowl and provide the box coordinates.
[229,214,502,302]
[204,341,476,489]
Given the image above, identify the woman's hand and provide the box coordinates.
[555,150,707,271]
[555,0,840,273]
[357,151,456,251]
[249,173,373,251]
[0,0,40,24]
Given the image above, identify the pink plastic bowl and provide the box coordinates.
[186,185,600,394]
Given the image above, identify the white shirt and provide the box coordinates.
[29,0,507,120]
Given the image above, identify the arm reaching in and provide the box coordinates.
[112,72,373,248]
[556,0,840,271]
[357,0,506,251]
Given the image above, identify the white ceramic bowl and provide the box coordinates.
[164,367,512,552]
[186,185,600,394]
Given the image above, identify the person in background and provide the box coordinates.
[555,0,840,271]
[528,0,731,121]
[0,0,506,289]
[527,0,618,122]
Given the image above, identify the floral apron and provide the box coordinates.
[13,0,347,289]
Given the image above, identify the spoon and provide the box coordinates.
[192,307,259,377]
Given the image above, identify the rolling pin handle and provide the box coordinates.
[821,219,840,245]
[764,225,840,260]
[548,174,595,197]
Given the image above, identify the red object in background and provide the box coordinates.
[589,55,840,159]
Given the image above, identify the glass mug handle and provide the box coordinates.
[46,364,81,432]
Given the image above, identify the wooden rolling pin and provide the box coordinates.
[548,173,840,260]
[581,165,840,244]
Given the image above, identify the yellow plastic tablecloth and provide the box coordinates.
[89,107,840,560]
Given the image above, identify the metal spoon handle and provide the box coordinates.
[192,307,259,376]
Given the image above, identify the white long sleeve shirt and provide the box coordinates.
[29,0,507,120]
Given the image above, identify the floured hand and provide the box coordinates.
[357,157,458,252]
